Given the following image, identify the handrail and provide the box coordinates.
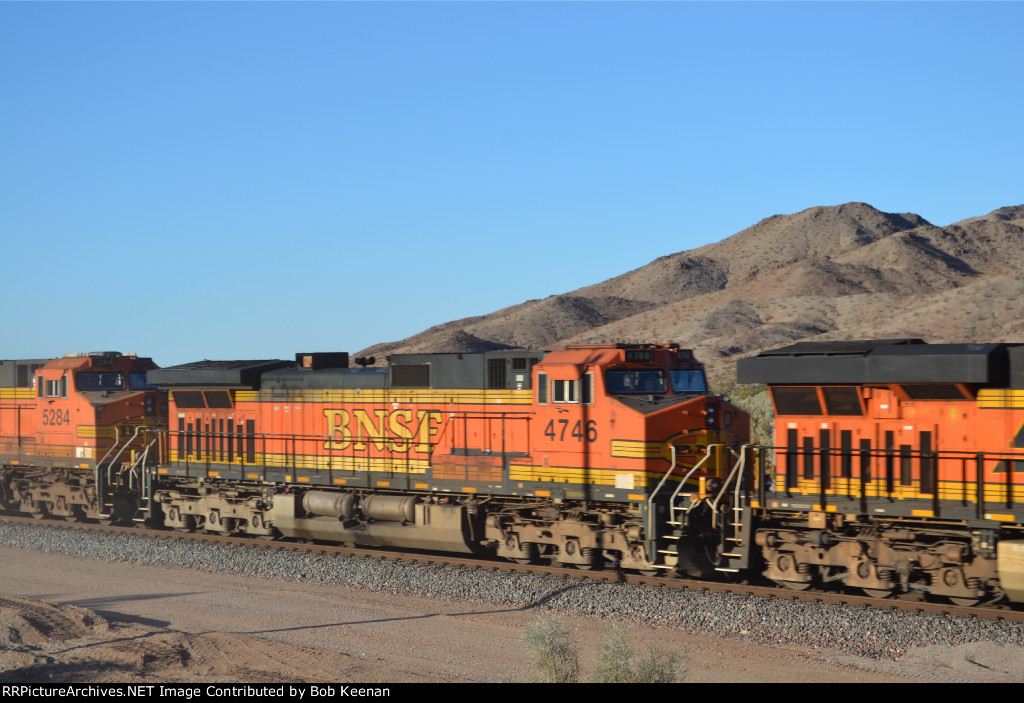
[95,425,142,518]
[709,445,745,528]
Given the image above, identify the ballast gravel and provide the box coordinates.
[2,522,1023,662]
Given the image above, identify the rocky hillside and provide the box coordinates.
[357,203,1024,385]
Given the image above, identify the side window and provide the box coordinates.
[582,373,594,405]
[46,375,68,398]
[537,373,548,404]
[553,379,579,403]
[771,387,822,416]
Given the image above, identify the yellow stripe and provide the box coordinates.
[77,425,117,439]
[76,418,161,439]
[774,477,1024,505]
[164,451,688,491]
[167,450,431,473]
[610,436,720,461]
[0,388,34,399]
[978,389,1024,409]
[610,440,663,459]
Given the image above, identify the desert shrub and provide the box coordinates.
[523,616,683,683]
[631,646,684,683]
[591,623,633,683]
[522,614,580,683]
[592,624,684,683]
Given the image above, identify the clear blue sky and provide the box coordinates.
[2,2,1021,366]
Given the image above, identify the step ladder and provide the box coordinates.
[95,426,157,522]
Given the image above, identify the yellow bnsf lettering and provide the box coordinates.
[353,409,389,450]
[388,409,414,451]
[324,409,352,450]
[323,408,444,454]
[415,411,443,453]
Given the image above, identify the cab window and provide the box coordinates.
[605,370,666,394]
[670,369,707,393]
[553,379,579,403]
[76,372,126,391]
[129,373,158,390]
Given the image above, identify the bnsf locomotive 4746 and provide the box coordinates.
[2,344,748,576]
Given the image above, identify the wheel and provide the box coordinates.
[637,568,660,577]
[774,579,812,591]
[861,588,894,598]
[576,548,601,571]
[948,596,982,607]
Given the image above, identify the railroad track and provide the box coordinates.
[2,513,1022,624]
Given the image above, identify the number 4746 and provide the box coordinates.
[544,419,597,443]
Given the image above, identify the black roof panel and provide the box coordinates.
[147,360,291,389]
[738,340,1014,385]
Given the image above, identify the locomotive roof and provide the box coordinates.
[147,359,292,389]
[750,339,924,356]
[738,340,1024,386]
[263,350,547,390]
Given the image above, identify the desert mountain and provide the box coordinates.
[357,202,1024,385]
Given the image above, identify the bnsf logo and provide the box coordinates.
[322,409,444,453]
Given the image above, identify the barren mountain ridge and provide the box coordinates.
[357,203,1024,385]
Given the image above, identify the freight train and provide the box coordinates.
[0,344,748,576]
[3,340,1024,606]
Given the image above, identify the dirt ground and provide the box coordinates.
[2,546,1024,683]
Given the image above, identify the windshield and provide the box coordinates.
[129,373,158,390]
[76,372,125,391]
[670,369,707,393]
[605,370,667,394]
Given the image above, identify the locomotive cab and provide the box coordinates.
[1,351,166,521]
[518,344,749,573]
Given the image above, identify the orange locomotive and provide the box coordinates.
[738,339,1024,604]
[0,352,166,522]
[148,344,749,574]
